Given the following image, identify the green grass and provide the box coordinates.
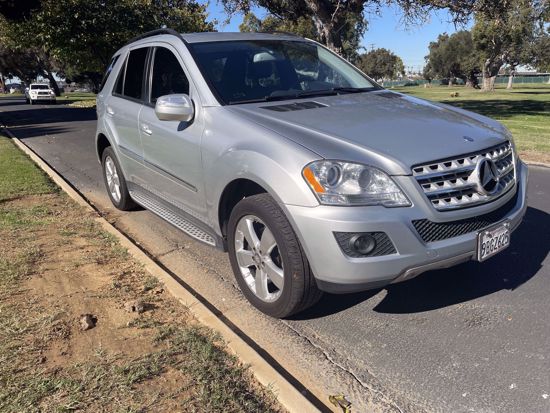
[0,136,55,201]
[57,92,96,102]
[393,83,550,155]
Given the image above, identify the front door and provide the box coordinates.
[138,45,207,222]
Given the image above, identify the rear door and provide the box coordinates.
[105,46,150,181]
[138,44,207,222]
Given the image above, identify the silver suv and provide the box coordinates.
[96,29,528,317]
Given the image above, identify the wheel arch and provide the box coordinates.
[218,178,268,242]
[96,133,112,162]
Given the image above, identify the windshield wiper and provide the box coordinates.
[227,87,375,105]
[331,86,375,93]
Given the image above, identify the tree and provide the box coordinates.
[239,12,317,40]
[0,16,62,94]
[424,31,481,87]
[472,0,544,90]
[222,0,546,61]
[36,0,214,90]
[1,0,214,92]
[0,0,41,21]
[356,48,404,81]
[530,33,550,73]
[224,1,366,60]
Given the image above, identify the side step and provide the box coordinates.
[129,187,217,247]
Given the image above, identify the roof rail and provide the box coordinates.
[124,28,187,47]
[264,30,302,37]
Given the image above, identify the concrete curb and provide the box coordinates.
[526,161,550,169]
[6,131,323,413]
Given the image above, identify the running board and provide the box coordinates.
[129,187,218,247]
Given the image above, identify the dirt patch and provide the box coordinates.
[520,150,550,167]
[0,192,282,412]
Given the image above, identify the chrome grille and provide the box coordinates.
[412,141,515,211]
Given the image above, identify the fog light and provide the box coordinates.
[349,234,376,255]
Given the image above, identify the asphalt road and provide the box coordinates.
[1,97,549,413]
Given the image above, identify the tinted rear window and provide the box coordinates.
[123,48,149,100]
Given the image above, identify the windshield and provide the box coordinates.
[189,40,378,104]
[30,85,50,90]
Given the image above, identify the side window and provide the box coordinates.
[123,47,149,100]
[99,54,120,92]
[150,47,190,104]
[113,57,126,95]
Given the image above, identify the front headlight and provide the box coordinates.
[303,160,411,207]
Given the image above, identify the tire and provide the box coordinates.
[227,193,322,318]
[101,147,136,211]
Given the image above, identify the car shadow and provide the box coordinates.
[0,106,96,129]
[292,206,548,320]
[0,99,27,107]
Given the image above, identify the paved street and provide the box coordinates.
[1,97,549,413]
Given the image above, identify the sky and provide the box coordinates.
[205,2,473,72]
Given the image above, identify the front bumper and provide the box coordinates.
[284,160,529,293]
[30,95,56,101]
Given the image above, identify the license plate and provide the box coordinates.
[476,221,511,262]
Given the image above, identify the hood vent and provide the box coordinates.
[261,101,328,112]
[376,91,402,99]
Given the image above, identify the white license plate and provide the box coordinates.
[477,221,511,262]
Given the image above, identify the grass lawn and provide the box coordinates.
[0,135,281,413]
[394,83,550,163]
[56,92,97,101]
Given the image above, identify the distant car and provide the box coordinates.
[25,83,56,104]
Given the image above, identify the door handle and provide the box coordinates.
[106,106,115,116]
[141,123,153,136]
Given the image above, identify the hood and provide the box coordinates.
[227,91,508,175]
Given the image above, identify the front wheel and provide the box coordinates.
[227,193,322,318]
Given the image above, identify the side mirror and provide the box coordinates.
[154,94,194,122]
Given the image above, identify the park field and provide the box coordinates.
[394,83,550,164]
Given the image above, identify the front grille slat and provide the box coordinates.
[413,141,516,211]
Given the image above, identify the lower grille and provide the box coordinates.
[412,191,518,243]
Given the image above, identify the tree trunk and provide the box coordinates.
[306,0,345,56]
[506,74,514,89]
[482,75,497,91]
[448,78,453,87]
[0,73,5,93]
[482,57,504,92]
[45,70,61,96]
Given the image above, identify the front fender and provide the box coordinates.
[201,107,321,233]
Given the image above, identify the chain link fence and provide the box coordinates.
[381,75,550,88]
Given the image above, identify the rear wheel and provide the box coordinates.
[228,193,322,318]
[101,147,136,211]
